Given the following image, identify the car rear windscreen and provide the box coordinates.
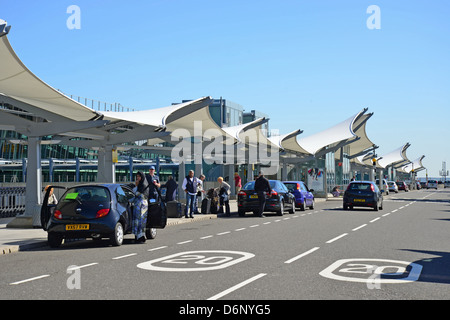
[347,183,372,191]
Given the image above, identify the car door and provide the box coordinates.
[115,185,132,232]
[40,186,67,231]
[299,182,310,206]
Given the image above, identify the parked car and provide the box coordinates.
[41,183,160,248]
[445,180,450,188]
[396,181,409,192]
[237,180,295,216]
[283,181,315,211]
[427,180,438,189]
[376,179,389,195]
[343,181,383,211]
[420,181,428,189]
[387,181,398,193]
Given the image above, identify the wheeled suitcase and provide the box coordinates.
[166,200,182,218]
[201,198,211,214]
[147,202,167,229]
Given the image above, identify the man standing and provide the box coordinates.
[182,170,198,218]
[217,177,231,216]
[145,166,161,203]
[254,171,271,217]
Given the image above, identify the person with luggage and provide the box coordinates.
[163,175,178,202]
[132,171,149,243]
[194,174,205,214]
[182,170,199,218]
[254,171,271,217]
[217,176,231,216]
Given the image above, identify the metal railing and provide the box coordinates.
[0,187,26,217]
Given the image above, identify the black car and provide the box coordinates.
[343,181,383,211]
[41,183,161,248]
[237,180,295,216]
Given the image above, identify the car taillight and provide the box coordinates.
[238,191,246,196]
[370,184,375,192]
[96,208,110,218]
[54,210,62,220]
[296,183,300,190]
[270,190,278,196]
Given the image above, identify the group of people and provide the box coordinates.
[44,167,267,244]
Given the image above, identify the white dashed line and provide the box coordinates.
[352,224,367,231]
[177,240,193,245]
[284,247,320,264]
[10,275,50,285]
[112,253,137,260]
[326,233,348,244]
[207,273,267,301]
[148,246,168,252]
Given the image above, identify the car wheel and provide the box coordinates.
[277,201,284,216]
[110,222,124,246]
[288,203,295,214]
[238,209,245,217]
[309,199,314,210]
[374,202,379,211]
[300,202,305,211]
[146,228,157,239]
[48,233,63,248]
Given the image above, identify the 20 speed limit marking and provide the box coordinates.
[137,250,255,272]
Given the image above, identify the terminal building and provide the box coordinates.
[0,20,426,227]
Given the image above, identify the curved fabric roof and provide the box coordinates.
[0,36,101,121]
[377,143,411,169]
[401,155,425,173]
[337,110,377,161]
[268,129,309,155]
[297,109,365,156]
[102,96,219,135]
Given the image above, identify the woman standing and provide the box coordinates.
[132,171,149,243]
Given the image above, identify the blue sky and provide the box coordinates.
[1,0,449,177]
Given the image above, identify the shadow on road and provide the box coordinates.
[400,249,450,285]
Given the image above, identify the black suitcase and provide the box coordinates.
[201,198,211,214]
[166,201,182,218]
[147,202,167,229]
[210,199,219,214]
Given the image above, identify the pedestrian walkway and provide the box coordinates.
[0,198,335,255]
[0,200,239,255]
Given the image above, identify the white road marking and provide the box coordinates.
[249,225,259,228]
[112,253,137,260]
[67,263,98,271]
[369,217,380,223]
[207,273,267,300]
[352,224,367,231]
[217,231,231,235]
[148,246,168,252]
[200,235,213,240]
[10,274,50,285]
[284,247,320,264]
[177,240,193,245]
[235,228,246,232]
[382,212,391,217]
[326,233,348,244]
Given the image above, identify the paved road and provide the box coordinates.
[0,189,449,302]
